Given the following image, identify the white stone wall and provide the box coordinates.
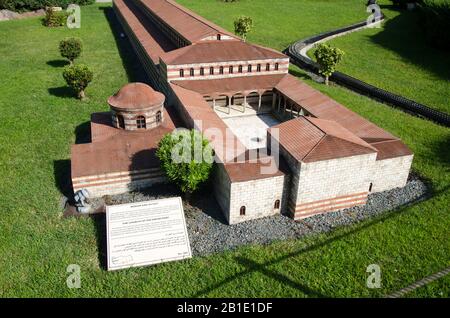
[227,174,288,224]
[296,153,377,205]
[370,155,413,193]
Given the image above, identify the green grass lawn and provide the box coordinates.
[176,0,370,51]
[311,0,450,113]
[0,3,449,297]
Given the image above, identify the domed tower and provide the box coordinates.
[107,82,165,131]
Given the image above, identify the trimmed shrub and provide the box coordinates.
[420,0,450,50]
[157,129,213,196]
[0,0,94,12]
[59,37,82,64]
[62,64,93,99]
[234,16,253,41]
[43,8,68,27]
[313,43,345,85]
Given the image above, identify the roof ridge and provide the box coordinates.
[164,0,230,35]
[369,138,401,145]
[301,118,327,160]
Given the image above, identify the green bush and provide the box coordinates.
[0,0,94,12]
[62,64,93,99]
[59,37,82,64]
[420,0,450,50]
[313,43,345,85]
[157,129,213,196]
[43,8,68,27]
[234,16,253,41]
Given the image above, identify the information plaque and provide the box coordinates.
[106,197,191,271]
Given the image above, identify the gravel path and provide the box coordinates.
[89,174,429,257]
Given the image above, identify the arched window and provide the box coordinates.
[210,67,214,75]
[179,69,184,77]
[247,65,252,72]
[190,68,194,77]
[229,66,234,74]
[217,34,221,40]
[136,116,146,129]
[274,200,280,210]
[200,67,204,76]
[117,114,125,129]
[257,64,261,72]
[240,206,246,216]
[238,65,243,73]
[219,66,224,74]
[266,63,270,71]
[275,63,279,71]
[156,111,162,123]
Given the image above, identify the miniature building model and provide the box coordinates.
[108,82,165,130]
[71,0,413,224]
[71,82,177,197]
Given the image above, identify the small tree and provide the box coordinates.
[43,8,69,28]
[59,37,83,65]
[234,16,253,41]
[313,43,345,85]
[157,129,214,199]
[62,64,93,99]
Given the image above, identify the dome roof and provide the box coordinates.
[108,82,165,109]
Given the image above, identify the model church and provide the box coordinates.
[71,0,413,224]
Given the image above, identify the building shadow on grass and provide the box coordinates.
[99,5,148,83]
[47,59,69,68]
[53,159,73,200]
[75,121,92,144]
[370,8,450,82]
[190,186,448,297]
[48,86,75,99]
[92,213,108,270]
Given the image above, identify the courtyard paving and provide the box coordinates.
[216,104,280,150]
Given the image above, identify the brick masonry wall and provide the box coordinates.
[166,58,289,81]
[111,106,164,130]
[72,168,167,197]
[227,174,288,224]
[290,153,377,218]
[371,155,413,193]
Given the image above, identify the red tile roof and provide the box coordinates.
[108,82,165,109]
[114,0,176,64]
[269,116,377,163]
[138,0,237,44]
[71,108,176,178]
[172,74,285,96]
[371,140,413,160]
[275,74,398,143]
[162,41,287,65]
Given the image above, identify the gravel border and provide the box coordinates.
[86,174,429,257]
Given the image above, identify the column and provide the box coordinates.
[243,95,247,113]
[213,98,216,110]
[272,92,276,109]
[258,94,262,111]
